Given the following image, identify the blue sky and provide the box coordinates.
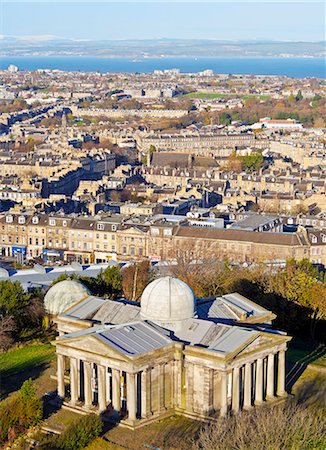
[1,2,325,41]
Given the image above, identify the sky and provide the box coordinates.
[1,1,325,41]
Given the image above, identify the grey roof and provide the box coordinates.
[63,296,107,320]
[196,293,268,323]
[96,321,173,356]
[208,327,258,354]
[92,299,140,324]
[0,262,118,291]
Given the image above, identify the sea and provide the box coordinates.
[0,56,325,78]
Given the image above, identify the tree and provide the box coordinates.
[295,90,303,102]
[219,112,232,125]
[99,265,122,299]
[122,261,151,301]
[0,280,29,318]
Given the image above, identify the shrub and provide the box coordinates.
[51,414,102,450]
[195,389,326,450]
[0,379,42,445]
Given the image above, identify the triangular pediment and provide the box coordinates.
[55,334,131,361]
[119,226,147,235]
[229,334,278,361]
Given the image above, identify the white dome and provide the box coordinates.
[44,280,90,315]
[140,277,195,329]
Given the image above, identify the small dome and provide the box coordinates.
[44,280,90,315]
[140,277,195,329]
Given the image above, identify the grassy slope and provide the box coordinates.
[0,343,55,377]
[0,343,56,398]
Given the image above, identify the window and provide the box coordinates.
[163,229,172,237]
[97,223,104,230]
[49,218,56,226]
[83,243,87,250]
[111,234,115,241]
[151,228,159,236]
[35,238,39,245]
[18,216,25,224]
[63,220,67,227]
[123,246,127,254]
[104,234,107,240]
[96,233,99,239]
[6,215,13,223]
[112,245,115,251]
[130,247,135,256]
[112,225,117,231]
[139,248,143,256]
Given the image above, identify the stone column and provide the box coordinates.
[266,353,275,399]
[127,372,137,421]
[243,362,252,409]
[84,361,93,409]
[112,369,121,413]
[70,357,78,405]
[141,369,150,419]
[232,367,240,413]
[57,354,65,398]
[255,358,264,404]
[277,350,286,397]
[220,371,228,417]
[186,362,194,413]
[106,369,111,404]
[98,365,107,412]
[158,364,165,411]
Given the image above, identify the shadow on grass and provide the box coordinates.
[0,360,52,400]
[286,337,326,392]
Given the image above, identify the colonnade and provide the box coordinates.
[57,355,173,423]
[57,349,287,423]
[221,349,286,415]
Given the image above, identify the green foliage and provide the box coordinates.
[99,265,122,299]
[295,90,303,101]
[49,414,102,450]
[50,267,123,299]
[240,152,264,172]
[0,379,42,445]
[219,112,232,125]
[0,280,29,317]
[149,144,157,157]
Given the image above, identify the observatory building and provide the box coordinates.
[47,277,291,428]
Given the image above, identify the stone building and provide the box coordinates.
[48,277,291,429]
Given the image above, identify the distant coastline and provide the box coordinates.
[0,56,325,78]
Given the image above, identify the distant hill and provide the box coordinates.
[0,36,325,58]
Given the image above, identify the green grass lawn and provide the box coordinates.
[0,343,55,378]
[0,343,56,399]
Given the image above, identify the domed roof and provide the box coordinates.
[44,279,90,315]
[140,277,195,328]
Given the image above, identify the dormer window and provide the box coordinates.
[63,220,67,227]
[97,223,104,230]
[18,216,25,224]
[6,215,13,223]
[32,216,39,224]
[310,234,317,244]
[111,224,117,231]
[49,218,56,226]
